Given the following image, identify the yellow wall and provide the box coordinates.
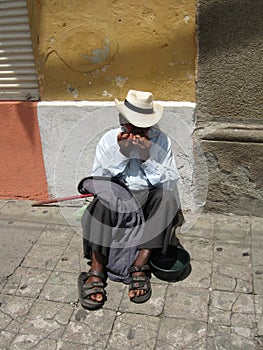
[27,0,196,101]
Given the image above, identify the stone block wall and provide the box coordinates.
[196,0,263,217]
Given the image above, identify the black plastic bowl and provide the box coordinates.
[149,245,190,282]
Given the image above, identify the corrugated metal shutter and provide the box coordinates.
[0,0,39,100]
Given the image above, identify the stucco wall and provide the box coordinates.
[196,0,263,217]
[37,102,198,205]
[37,101,204,231]
[27,0,196,101]
[196,0,262,122]
[0,102,48,200]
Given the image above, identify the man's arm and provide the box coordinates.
[91,130,129,177]
[140,134,180,191]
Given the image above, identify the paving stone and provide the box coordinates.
[0,200,8,209]
[232,326,257,340]
[251,219,263,246]
[59,206,84,230]
[62,308,116,347]
[179,260,211,289]
[9,333,41,350]
[154,341,175,350]
[256,336,263,348]
[54,341,99,350]
[179,237,213,261]
[150,274,170,285]
[0,220,46,278]
[214,241,251,266]
[212,262,253,294]
[55,248,83,273]
[209,291,238,326]
[79,258,90,272]
[39,271,78,303]
[119,283,167,316]
[29,299,74,325]
[0,330,17,349]
[68,232,83,250]
[252,247,263,267]
[214,217,250,243]
[208,322,257,341]
[251,221,263,268]
[181,214,214,238]
[19,317,65,340]
[2,267,51,298]
[106,313,159,349]
[5,299,73,343]
[207,323,231,337]
[0,299,13,329]
[253,267,263,295]
[0,200,68,225]
[164,286,209,322]
[0,294,34,320]
[0,278,6,292]
[21,243,64,270]
[69,243,93,273]
[209,291,255,327]
[255,295,263,336]
[103,279,126,311]
[232,293,255,315]
[5,319,23,334]
[46,270,78,286]
[157,317,207,349]
[37,223,75,246]
[231,313,256,329]
[32,338,57,350]
[206,334,258,350]
[0,201,262,349]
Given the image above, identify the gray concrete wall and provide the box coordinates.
[196,0,263,217]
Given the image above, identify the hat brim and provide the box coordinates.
[115,98,163,128]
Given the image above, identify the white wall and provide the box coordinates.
[37,102,207,232]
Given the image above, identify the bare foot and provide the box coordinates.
[128,249,151,299]
[84,251,106,302]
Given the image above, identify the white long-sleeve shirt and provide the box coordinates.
[91,126,180,191]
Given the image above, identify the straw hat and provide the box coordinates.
[115,89,163,127]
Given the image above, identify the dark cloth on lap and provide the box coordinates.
[81,187,182,283]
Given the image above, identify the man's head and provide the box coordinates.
[115,89,163,128]
[119,113,150,137]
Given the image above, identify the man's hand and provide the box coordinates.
[117,132,134,158]
[117,132,151,161]
[132,134,151,161]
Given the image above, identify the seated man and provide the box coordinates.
[78,89,183,310]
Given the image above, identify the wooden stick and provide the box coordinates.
[32,193,93,206]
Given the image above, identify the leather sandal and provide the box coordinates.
[128,265,152,304]
[77,271,107,310]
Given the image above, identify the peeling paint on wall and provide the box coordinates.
[89,38,110,65]
[27,0,196,101]
[114,76,128,88]
[67,85,78,99]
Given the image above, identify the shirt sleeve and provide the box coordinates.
[91,130,129,177]
[140,134,180,191]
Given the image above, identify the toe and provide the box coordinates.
[138,289,145,297]
[90,294,97,301]
[96,294,103,302]
[129,290,135,299]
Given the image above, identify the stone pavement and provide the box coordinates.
[0,199,262,349]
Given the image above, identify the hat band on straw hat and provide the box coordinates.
[124,99,154,115]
